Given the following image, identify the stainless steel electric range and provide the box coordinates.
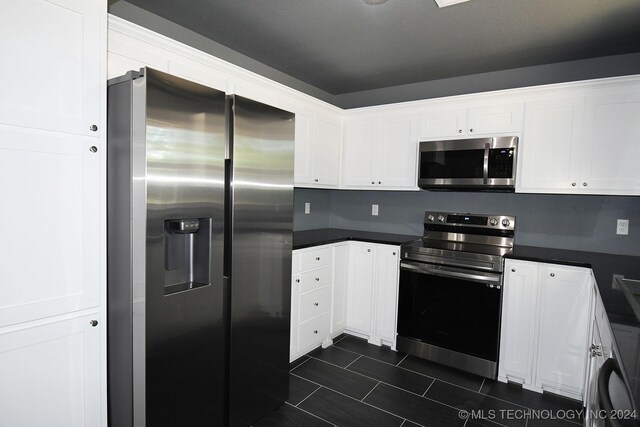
[397,211,515,379]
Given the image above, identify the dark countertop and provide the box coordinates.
[507,245,640,410]
[293,228,420,250]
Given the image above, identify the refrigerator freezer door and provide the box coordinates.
[228,95,294,427]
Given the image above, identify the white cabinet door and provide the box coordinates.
[419,109,466,139]
[293,111,313,185]
[0,128,100,327]
[376,117,418,188]
[0,0,103,137]
[536,264,592,397]
[0,314,101,427]
[518,98,584,193]
[342,119,378,187]
[499,259,539,384]
[290,274,300,359]
[346,244,375,335]
[332,244,349,334]
[466,103,523,136]
[310,115,341,186]
[374,246,400,345]
[581,91,640,194]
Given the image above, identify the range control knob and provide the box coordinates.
[501,218,511,227]
[427,214,435,222]
[437,215,446,222]
[489,218,499,226]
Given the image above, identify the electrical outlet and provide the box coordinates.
[617,219,629,235]
[372,204,379,216]
[304,202,310,214]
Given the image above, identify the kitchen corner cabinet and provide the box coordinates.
[342,116,418,190]
[294,110,341,188]
[419,103,523,139]
[0,314,102,427]
[0,0,104,137]
[518,88,640,195]
[499,259,592,400]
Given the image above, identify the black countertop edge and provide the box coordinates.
[293,228,421,250]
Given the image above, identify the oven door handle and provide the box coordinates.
[400,261,502,285]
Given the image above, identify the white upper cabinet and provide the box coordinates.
[293,110,313,184]
[0,127,100,328]
[0,0,103,137]
[581,90,640,194]
[342,114,418,189]
[419,103,523,139]
[518,97,584,192]
[308,113,342,187]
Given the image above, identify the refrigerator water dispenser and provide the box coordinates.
[163,218,212,295]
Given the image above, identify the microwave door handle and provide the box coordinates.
[483,143,490,184]
[400,262,501,285]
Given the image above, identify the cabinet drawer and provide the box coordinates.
[301,247,332,270]
[300,267,331,293]
[299,287,330,323]
[298,313,329,352]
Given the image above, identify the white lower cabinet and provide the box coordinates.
[345,242,400,348]
[290,241,401,361]
[0,314,102,427]
[499,259,592,400]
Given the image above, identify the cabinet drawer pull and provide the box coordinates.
[90,320,98,327]
[511,268,516,272]
[550,273,555,277]
[296,279,300,283]
[316,257,320,261]
[89,146,98,153]
[571,182,576,187]
[372,181,375,184]
[458,129,463,133]
[314,179,319,182]
[378,181,381,184]
[314,302,319,306]
[469,128,474,133]
[393,252,396,256]
[313,330,318,334]
[583,182,588,187]
[315,277,320,281]
[367,249,371,252]
[89,124,98,132]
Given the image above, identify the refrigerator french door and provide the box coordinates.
[107,68,294,427]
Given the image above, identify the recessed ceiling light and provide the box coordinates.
[434,0,472,7]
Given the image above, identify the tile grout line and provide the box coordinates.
[422,379,435,397]
[360,381,380,402]
[344,354,362,369]
[290,356,311,372]
[284,401,336,426]
[290,372,427,427]
[333,334,349,345]
[294,385,321,408]
[399,420,406,427]
[478,378,486,393]
[396,353,409,366]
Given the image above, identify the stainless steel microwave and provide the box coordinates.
[418,136,518,191]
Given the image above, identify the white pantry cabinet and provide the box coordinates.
[419,103,523,140]
[0,314,102,427]
[342,115,418,190]
[499,259,592,400]
[0,0,103,137]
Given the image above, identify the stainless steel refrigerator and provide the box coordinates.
[107,68,294,427]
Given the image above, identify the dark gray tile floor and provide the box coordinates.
[254,335,584,427]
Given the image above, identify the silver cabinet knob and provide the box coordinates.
[511,268,516,272]
[372,181,375,184]
[583,182,588,187]
[314,179,319,182]
[367,249,371,252]
[469,128,474,133]
[393,252,396,255]
[90,320,98,327]
[313,330,318,334]
[314,302,319,306]
[89,124,98,132]
[89,146,98,153]
[316,257,320,261]
[378,181,381,184]
[315,277,320,281]
[296,279,300,283]
[571,182,576,187]
[550,273,555,277]
[458,129,463,133]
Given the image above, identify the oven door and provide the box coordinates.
[397,261,503,362]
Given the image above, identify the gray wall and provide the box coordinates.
[294,188,640,256]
